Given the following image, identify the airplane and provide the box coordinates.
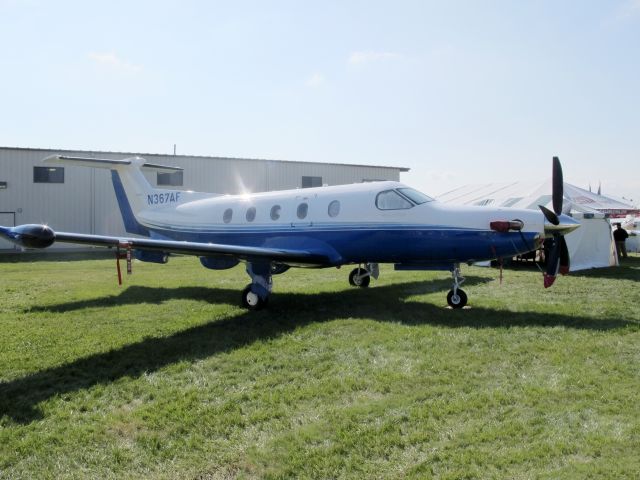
[0,155,579,310]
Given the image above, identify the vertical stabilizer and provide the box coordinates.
[43,155,184,236]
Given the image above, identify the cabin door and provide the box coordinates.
[291,195,314,227]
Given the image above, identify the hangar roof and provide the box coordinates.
[0,146,410,172]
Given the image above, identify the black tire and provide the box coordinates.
[241,284,268,310]
[447,289,468,309]
[349,268,371,288]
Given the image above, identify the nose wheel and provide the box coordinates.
[447,288,467,309]
[447,264,467,309]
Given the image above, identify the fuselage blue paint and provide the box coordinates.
[144,222,537,266]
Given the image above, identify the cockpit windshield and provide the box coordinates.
[397,188,434,205]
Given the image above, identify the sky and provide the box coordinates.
[1,0,639,204]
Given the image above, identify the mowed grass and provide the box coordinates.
[1,253,639,479]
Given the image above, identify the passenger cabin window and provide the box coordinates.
[376,190,413,210]
[223,208,233,223]
[246,207,256,222]
[34,166,64,184]
[157,171,183,187]
[328,200,340,217]
[270,205,281,220]
[297,202,308,219]
[302,176,322,188]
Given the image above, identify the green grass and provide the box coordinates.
[1,253,639,479]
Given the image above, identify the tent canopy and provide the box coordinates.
[438,180,636,216]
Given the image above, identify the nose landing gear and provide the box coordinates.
[447,264,467,309]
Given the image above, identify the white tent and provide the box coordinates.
[567,213,618,269]
[437,180,636,214]
[627,234,640,254]
[437,180,618,270]
[620,216,640,253]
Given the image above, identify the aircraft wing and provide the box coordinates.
[0,225,333,266]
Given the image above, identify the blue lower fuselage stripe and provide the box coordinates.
[146,223,538,264]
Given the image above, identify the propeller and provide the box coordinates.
[539,156,571,288]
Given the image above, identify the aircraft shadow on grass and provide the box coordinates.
[2,277,637,424]
[23,276,492,314]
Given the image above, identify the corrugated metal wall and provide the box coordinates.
[0,147,405,251]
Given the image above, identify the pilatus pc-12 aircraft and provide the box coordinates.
[0,156,579,310]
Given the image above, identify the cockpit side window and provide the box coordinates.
[397,188,434,204]
[375,190,414,210]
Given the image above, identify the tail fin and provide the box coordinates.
[44,155,184,236]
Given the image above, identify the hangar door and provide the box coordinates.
[0,212,16,250]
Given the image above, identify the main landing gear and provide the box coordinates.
[348,263,379,288]
[241,263,272,310]
[239,261,468,310]
[447,264,467,309]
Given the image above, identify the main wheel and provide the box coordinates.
[241,284,268,310]
[447,288,467,309]
[349,267,371,288]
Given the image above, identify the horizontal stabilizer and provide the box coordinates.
[44,155,183,172]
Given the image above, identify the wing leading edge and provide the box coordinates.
[0,224,334,266]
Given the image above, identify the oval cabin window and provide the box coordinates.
[297,202,308,219]
[328,200,340,218]
[223,208,233,223]
[270,205,281,220]
[246,206,256,222]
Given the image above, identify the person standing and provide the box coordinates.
[613,223,629,258]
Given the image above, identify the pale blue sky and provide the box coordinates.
[1,0,639,203]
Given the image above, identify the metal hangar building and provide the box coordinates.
[0,146,409,251]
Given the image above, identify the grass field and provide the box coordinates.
[1,252,639,479]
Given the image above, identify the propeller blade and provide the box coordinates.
[552,156,563,216]
[539,205,560,226]
[559,235,570,275]
[544,234,561,288]
[542,158,572,288]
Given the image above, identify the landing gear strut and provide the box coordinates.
[447,264,467,309]
[241,263,272,310]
